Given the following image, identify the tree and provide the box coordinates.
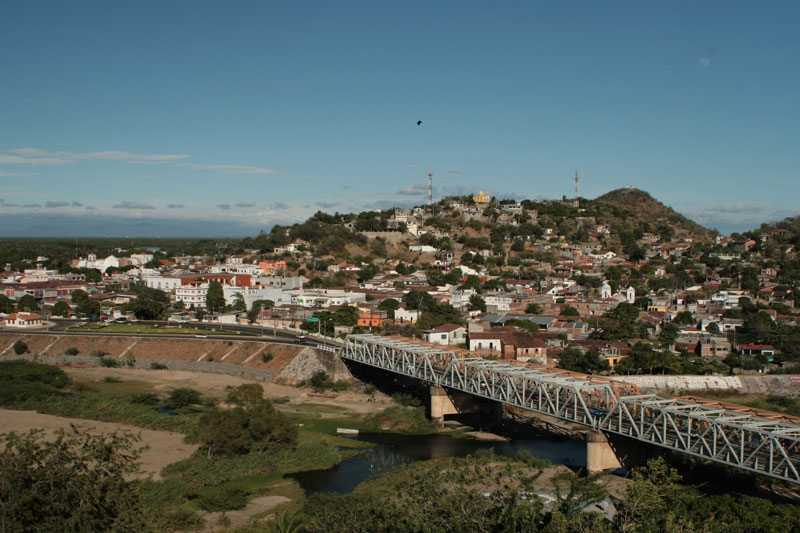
[0,294,13,314]
[71,289,89,305]
[402,290,435,311]
[51,300,70,318]
[469,294,487,313]
[525,303,542,315]
[673,310,695,325]
[706,321,720,335]
[557,348,609,373]
[561,306,580,317]
[16,294,39,312]
[377,298,400,319]
[0,427,145,531]
[197,386,297,458]
[231,293,247,312]
[659,323,680,345]
[333,305,358,327]
[206,280,225,314]
[125,286,170,320]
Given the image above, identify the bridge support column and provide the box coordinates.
[586,430,622,475]
[430,385,457,424]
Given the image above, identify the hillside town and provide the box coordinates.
[3,188,799,377]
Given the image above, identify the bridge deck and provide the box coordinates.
[341,334,800,484]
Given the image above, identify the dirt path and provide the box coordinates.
[202,495,292,531]
[0,409,198,479]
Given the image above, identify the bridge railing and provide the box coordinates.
[341,333,800,484]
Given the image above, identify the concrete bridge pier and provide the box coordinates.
[586,430,623,474]
[430,385,501,426]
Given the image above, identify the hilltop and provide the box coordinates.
[591,188,715,242]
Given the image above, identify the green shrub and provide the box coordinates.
[196,486,248,512]
[12,340,28,355]
[309,370,334,392]
[103,376,121,383]
[150,362,168,370]
[89,350,108,358]
[131,393,160,406]
[99,357,120,368]
[0,360,69,405]
[0,360,68,388]
[261,353,274,363]
[391,392,422,407]
[167,388,203,408]
[65,347,80,356]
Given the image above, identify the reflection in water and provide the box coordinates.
[289,433,586,495]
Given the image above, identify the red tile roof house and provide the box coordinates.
[4,313,43,328]
[468,330,547,363]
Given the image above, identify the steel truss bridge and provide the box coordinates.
[341,334,800,484]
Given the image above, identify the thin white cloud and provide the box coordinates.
[1,147,189,166]
[0,170,36,176]
[0,154,72,165]
[177,163,277,175]
[398,182,429,195]
[235,202,256,208]
[72,151,189,162]
[699,57,711,68]
[112,201,155,210]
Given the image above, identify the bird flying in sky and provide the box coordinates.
[417,120,422,126]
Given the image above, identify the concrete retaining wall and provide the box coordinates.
[3,354,275,381]
[610,374,800,396]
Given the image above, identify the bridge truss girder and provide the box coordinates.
[340,334,800,484]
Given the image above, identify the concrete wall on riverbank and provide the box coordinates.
[2,353,277,381]
[0,332,302,379]
[610,374,800,396]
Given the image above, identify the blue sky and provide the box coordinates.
[1,1,798,236]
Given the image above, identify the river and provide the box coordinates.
[289,432,586,494]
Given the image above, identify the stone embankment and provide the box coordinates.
[0,333,351,382]
[610,374,800,396]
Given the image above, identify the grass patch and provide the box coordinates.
[361,406,436,434]
[287,402,349,414]
[12,392,203,434]
[81,379,155,395]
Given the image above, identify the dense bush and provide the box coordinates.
[65,347,79,356]
[131,393,161,406]
[12,340,28,355]
[0,427,144,531]
[0,360,68,405]
[197,385,297,458]
[167,388,203,409]
[150,362,168,370]
[99,357,120,368]
[195,486,248,512]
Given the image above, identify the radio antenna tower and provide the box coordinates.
[573,170,580,208]
[427,170,433,205]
